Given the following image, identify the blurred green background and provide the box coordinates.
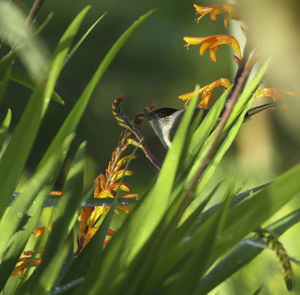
[1,1,300,294]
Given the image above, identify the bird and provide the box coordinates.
[140,102,276,149]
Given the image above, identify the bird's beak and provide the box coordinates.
[246,102,277,118]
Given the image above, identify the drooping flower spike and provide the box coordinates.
[75,96,160,255]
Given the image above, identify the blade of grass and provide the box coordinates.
[35,11,54,35]
[63,13,106,67]
[133,183,268,292]
[166,187,233,295]
[0,6,90,218]
[8,67,64,105]
[0,108,12,153]
[193,182,270,230]
[0,2,48,82]
[0,52,16,105]
[25,142,86,294]
[184,87,231,169]
[125,183,222,294]
[212,163,300,259]
[0,134,75,291]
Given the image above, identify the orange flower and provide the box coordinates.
[183,35,241,62]
[49,190,63,196]
[193,4,240,28]
[256,88,300,111]
[12,257,42,278]
[12,247,44,277]
[32,226,52,238]
[179,78,231,108]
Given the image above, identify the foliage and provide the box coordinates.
[0,1,299,295]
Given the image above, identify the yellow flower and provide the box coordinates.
[183,35,241,62]
[179,78,231,108]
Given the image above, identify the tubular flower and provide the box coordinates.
[183,35,241,62]
[256,88,300,111]
[193,4,240,28]
[178,78,231,108]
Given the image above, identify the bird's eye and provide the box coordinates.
[158,114,164,118]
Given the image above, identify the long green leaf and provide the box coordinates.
[0,108,12,154]
[63,13,106,67]
[184,87,231,169]
[0,2,48,82]
[166,187,233,295]
[0,6,90,218]
[0,53,15,104]
[212,163,300,258]
[8,67,64,105]
[0,134,75,291]
[26,142,86,294]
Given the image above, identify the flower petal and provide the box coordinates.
[183,35,241,62]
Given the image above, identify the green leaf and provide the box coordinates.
[0,133,75,291]
[183,87,231,169]
[193,182,270,230]
[198,208,300,294]
[63,13,106,66]
[8,67,64,105]
[0,2,48,82]
[30,236,73,295]
[0,108,12,154]
[0,52,16,105]
[35,12,55,36]
[25,142,86,294]
[166,187,233,295]
[0,6,90,218]
[212,163,300,259]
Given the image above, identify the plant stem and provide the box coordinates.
[26,0,45,24]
